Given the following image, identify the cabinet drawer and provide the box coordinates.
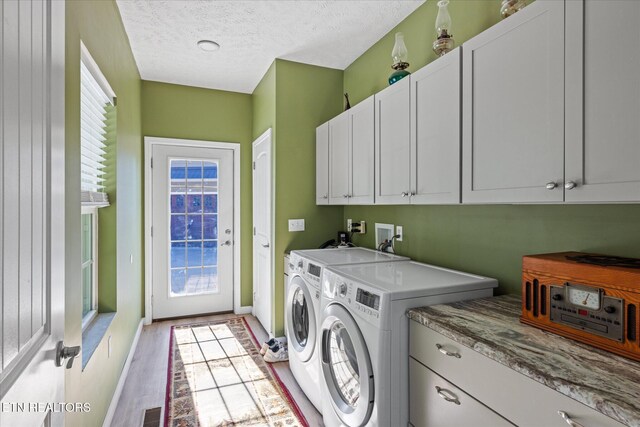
[410,357,513,427]
[410,321,626,427]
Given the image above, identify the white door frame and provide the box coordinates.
[144,136,243,325]
[251,128,275,334]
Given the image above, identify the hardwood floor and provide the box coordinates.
[110,313,323,427]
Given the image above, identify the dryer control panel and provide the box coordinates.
[324,269,384,327]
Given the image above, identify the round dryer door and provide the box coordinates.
[320,303,374,427]
[285,275,317,362]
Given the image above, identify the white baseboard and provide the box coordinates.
[102,318,144,427]
[235,305,253,315]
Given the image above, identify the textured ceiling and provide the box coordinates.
[116,1,425,93]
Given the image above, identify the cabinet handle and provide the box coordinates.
[343,194,349,198]
[401,192,409,197]
[558,411,586,427]
[435,386,460,405]
[436,343,461,358]
[545,181,557,190]
[410,192,416,196]
[322,195,328,199]
[564,181,577,190]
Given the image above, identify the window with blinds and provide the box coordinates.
[80,49,114,207]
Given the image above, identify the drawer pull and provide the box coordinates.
[435,386,460,405]
[436,343,461,358]
[558,411,585,427]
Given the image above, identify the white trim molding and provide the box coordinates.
[144,136,242,324]
[102,319,144,427]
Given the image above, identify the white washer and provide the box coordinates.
[286,248,409,414]
[319,261,498,427]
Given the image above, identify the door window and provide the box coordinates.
[328,321,360,408]
[292,288,309,347]
[169,159,219,297]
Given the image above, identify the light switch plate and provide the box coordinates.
[288,219,305,232]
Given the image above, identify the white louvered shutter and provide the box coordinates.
[80,60,112,207]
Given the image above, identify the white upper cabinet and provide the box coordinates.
[320,96,375,205]
[462,0,565,203]
[564,0,640,202]
[315,122,329,204]
[375,77,412,204]
[348,96,375,204]
[328,110,350,204]
[410,48,461,204]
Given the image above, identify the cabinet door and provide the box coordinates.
[462,0,565,203]
[409,358,514,427]
[328,111,350,205]
[375,77,411,204]
[349,96,375,204]
[315,123,329,205]
[565,0,640,202]
[410,48,461,205]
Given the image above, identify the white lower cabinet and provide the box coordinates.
[409,321,626,427]
[409,358,513,427]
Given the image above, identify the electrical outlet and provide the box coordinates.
[347,218,352,232]
[359,220,366,234]
[396,225,403,241]
[288,219,305,232]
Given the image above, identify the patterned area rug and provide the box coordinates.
[164,317,308,427]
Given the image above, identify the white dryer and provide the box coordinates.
[286,248,409,413]
[319,261,498,427]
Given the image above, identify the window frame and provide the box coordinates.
[81,206,99,330]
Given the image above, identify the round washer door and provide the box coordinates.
[320,303,374,427]
[285,275,317,362]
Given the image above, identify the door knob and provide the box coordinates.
[220,240,232,246]
[545,182,557,190]
[56,341,80,369]
[564,181,577,190]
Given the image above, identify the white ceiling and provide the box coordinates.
[116,1,425,94]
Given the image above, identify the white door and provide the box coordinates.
[410,48,461,205]
[349,96,375,205]
[316,123,329,205]
[462,0,565,203]
[565,0,640,202]
[253,130,273,335]
[1,1,66,426]
[375,77,411,205]
[151,144,235,319]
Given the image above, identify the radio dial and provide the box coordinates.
[339,283,348,297]
[604,306,616,314]
[552,294,562,301]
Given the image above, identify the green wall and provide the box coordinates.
[252,60,344,335]
[343,0,640,294]
[65,1,143,426]
[252,62,276,141]
[273,60,344,335]
[141,81,254,306]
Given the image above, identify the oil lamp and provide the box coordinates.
[433,0,454,57]
[388,32,410,85]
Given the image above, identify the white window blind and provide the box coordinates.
[80,58,112,207]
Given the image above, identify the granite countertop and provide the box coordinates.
[408,295,640,427]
